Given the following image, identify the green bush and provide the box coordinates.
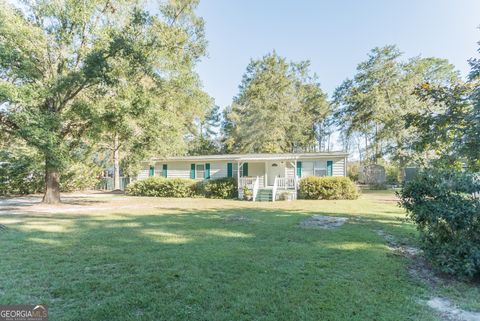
[60,162,103,192]
[385,164,401,185]
[399,169,480,278]
[347,163,359,182]
[0,150,44,195]
[299,176,359,200]
[125,177,197,197]
[203,177,237,199]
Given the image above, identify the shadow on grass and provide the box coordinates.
[0,205,435,321]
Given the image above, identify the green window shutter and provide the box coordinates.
[205,163,210,179]
[243,163,248,177]
[327,161,333,176]
[162,164,168,177]
[297,161,302,177]
[149,165,154,177]
[227,163,233,178]
[190,164,196,179]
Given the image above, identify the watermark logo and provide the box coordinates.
[0,305,48,321]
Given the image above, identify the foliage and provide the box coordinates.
[203,177,237,199]
[299,176,359,200]
[407,49,480,171]
[278,191,292,201]
[125,177,197,198]
[60,162,103,192]
[242,186,252,200]
[384,164,401,185]
[399,169,480,278]
[347,163,360,182]
[222,51,330,153]
[333,45,460,165]
[0,147,44,195]
[126,177,237,199]
[0,144,102,194]
[188,105,222,155]
[0,0,209,202]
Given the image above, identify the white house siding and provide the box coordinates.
[141,161,229,180]
[136,156,347,181]
[298,157,346,178]
[332,158,346,176]
[160,161,190,179]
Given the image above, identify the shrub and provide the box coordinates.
[203,177,237,199]
[347,163,359,182]
[125,177,197,197]
[60,162,103,192]
[385,164,401,185]
[399,169,480,278]
[242,186,252,200]
[299,176,359,200]
[0,149,44,195]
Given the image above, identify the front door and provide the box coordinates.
[268,162,285,186]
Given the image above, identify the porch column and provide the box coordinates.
[264,161,268,187]
[237,161,240,182]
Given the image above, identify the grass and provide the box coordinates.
[0,191,478,320]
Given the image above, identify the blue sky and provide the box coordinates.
[195,0,480,109]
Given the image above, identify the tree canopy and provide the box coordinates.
[222,51,330,153]
[405,42,480,171]
[333,45,461,165]
[0,0,210,202]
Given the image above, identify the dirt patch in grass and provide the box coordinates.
[426,297,480,321]
[224,214,251,223]
[376,229,480,320]
[374,229,444,286]
[300,215,348,229]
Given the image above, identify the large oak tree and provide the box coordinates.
[0,0,209,202]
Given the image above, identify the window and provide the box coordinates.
[314,160,327,177]
[302,161,314,177]
[196,164,205,179]
[301,161,327,177]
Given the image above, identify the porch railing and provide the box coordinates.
[272,176,278,202]
[276,177,296,189]
[252,176,260,201]
[238,176,256,189]
[238,176,264,189]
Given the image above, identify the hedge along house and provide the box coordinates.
[136,152,348,201]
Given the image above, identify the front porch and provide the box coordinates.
[236,160,299,201]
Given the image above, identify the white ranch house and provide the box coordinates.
[136,152,348,201]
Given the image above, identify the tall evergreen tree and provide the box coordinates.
[188,104,221,155]
[222,52,330,153]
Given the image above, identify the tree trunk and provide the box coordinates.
[113,134,121,191]
[374,123,379,164]
[43,165,61,204]
[364,133,369,164]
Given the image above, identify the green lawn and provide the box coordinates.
[0,191,478,320]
